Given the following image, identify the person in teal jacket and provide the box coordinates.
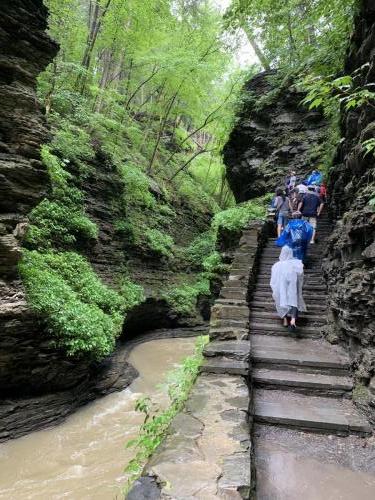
[276,212,313,262]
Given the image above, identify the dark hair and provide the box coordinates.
[276,188,285,200]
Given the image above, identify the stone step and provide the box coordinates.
[251,335,350,371]
[250,310,325,325]
[220,287,248,301]
[211,318,249,330]
[253,389,371,435]
[260,259,321,267]
[250,301,327,314]
[262,249,323,257]
[256,278,325,287]
[249,322,321,338]
[253,368,353,395]
[215,298,248,306]
[252,292,326,302]
[224,279,248,289]
[204,340,250,362]
[209,326,249,341]
[258,270,323,277]
[211,303,249,320]
[201,357,248,376]
[255,283,326,292]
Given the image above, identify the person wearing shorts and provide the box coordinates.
[298,186,323,243]
[274,188,290,237]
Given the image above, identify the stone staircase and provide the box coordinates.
[127,218,371,499]
[204,215,370,436]
[250,217,371,436]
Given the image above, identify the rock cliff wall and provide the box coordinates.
[223,72,328,202]
[0,1,220,440]
[0,0,124,441]
[323,0,375,421]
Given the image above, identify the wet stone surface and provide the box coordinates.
[254,423,375,500]
[138,373,250,499]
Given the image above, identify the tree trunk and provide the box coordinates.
[241,23,271,71]
[76,0,113,94]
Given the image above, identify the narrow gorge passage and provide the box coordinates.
[0,336,197,500]
[250,216,375,499]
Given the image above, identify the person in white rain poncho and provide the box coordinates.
[270,245,306,333]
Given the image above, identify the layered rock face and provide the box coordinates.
[0,2,139,440]
[0,2,216,440]
[223,72,328,202]
[323,0,375,420]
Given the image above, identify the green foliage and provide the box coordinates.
[176,174,220,214]
[124,335,209,491]
[163,277,210,316]
[145,228,174,258]
[301,74,375,117]
[182,231,216,268]
[119,276,146,311]
[226,0,356,75]
[26,200,98,248]
[119,163,156,209]
[26,146,98,248]
[50,117,95,168]
[19,250,143,359]
[212,196,269,232]
[363,138,375,158]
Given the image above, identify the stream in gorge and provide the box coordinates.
[0,336,198,500]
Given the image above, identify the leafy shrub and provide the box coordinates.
[26,146,98,248]
[182,230,216,268]
[212,196,268,232]
[19,250,144,359]
[163,277,210,316]
[176,175,220,214]
[119,163,156,209]
[202,251,229,274]
[51,119,95,165]
[26,200,98,248]
[157,204,176,217]
[20,251,122,358]
[145,228,174,258]
[119,276,145,310]
[113,219,135,242]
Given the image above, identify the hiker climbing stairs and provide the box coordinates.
[250,214,371,435]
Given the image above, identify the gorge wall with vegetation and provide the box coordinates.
[223,71,328,201]
[0,0,268,440]
[323,0,375,421]
[223,0,374,423]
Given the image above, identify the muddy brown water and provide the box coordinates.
[0,337,197,500]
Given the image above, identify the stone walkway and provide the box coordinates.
[127,217,373,499]
[127,224,262,499]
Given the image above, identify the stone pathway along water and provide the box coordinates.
[128,216,375,499]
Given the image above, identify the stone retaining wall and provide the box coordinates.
[127,220,271,499]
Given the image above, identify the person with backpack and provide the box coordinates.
[276,211,313,262]
[306,169,323,186]
[288,188,301,212]
[274,188,291,237]
[298,185,324,244]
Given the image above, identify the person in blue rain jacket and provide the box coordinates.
[276,212,313,262]
[306,169,322,186]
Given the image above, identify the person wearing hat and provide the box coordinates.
[298,185,324,244]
